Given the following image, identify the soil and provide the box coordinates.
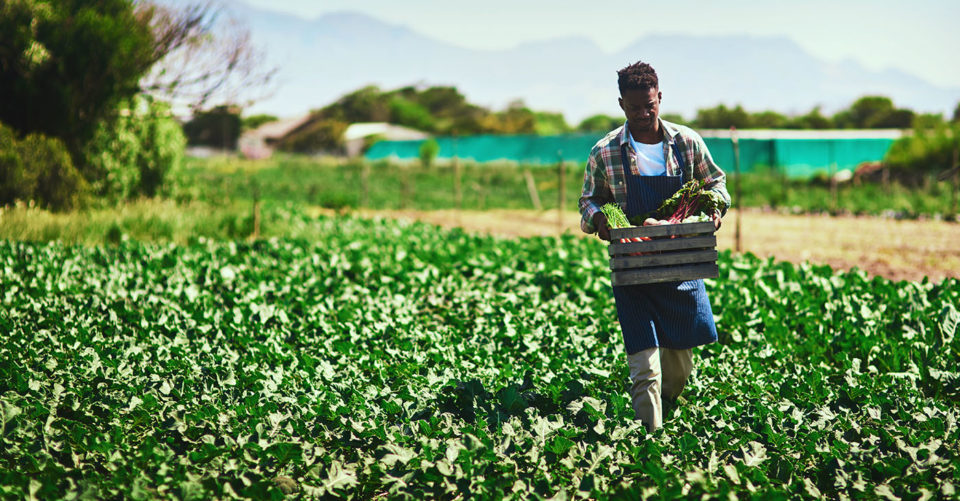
[326,208,960,283]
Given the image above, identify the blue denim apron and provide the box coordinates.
[613,141,718,354]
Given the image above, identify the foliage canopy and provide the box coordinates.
[0,0,156,157]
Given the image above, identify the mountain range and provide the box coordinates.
[224,3,960,123]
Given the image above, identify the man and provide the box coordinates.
[579,61,731,432]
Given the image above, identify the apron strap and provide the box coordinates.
[670,142,686,182]
[621,134,687,181]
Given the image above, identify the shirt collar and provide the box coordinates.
[621,118,681,148]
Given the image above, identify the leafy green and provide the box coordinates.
[655,179,726,221]
[600,203,630,228]
[1,212,957,499]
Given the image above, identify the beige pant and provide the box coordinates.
[627,347,693,432]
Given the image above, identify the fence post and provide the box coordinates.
[774,141,788,207]
[361,162,370,207]
[524,168,543,211]
[953,146,959,219]
[557,151,565,231]
[830,163,838,214]
[829,141,838,213]
[454,137,462,213]
[400,163,411,210]
[731,127,742,253]
[251,179,261,240]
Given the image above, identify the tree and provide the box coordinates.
[81,96,185,201]
[786,106,833,129]
[137,1,276,110]
[0,0,272,207]
[448,104,490,135]
[242,114,278,131]
[833,96,914,128]
[484,101,536,134]
[659,113,687,126]
[694,104,751,129]
[415,86,470,118]
[323,86,391,123]
[389,97,435,131]
[912,113,945,130]
[182,105,242,149]
[884,122,960,185]
[577,114,622,132]
[533,112,571,135]
[0,0,157,158]
[277,119,348,154]
[751,111,789,129]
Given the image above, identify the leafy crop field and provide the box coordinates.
[2,215,958,499]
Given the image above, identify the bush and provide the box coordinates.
[419,138,440,168]
[82,95,186,202]
[884,123,959,185]
[277,118,348,154]
[0,122,88,211]
[0,125,33,204]
[183,105,242,149]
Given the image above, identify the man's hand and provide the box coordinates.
[712,210,722,230]
[593,212,611,241]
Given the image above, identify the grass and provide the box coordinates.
[5,197,958,283]
[1,154,955,253]
[172,155,959,219]
[0,199,311,245]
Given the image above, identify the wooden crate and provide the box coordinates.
[608,221,718,286]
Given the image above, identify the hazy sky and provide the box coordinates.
[241,0,960,89]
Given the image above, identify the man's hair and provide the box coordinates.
[617,61,658,94]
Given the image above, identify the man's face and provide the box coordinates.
[619,87,661,132]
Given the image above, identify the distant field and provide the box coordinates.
[175,156,959,219]
[331,207,960,283]
[4,197,955,283]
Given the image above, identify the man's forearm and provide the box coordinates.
[580,198,603,233]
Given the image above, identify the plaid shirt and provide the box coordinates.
[578,118,731,234]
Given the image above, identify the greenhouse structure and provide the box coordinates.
[365,129,905,179]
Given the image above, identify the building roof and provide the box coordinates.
[343,122,429,141]
[246,114,312,140]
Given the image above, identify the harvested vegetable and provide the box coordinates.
[655,179,725,223]
[600,203,631,229]
[601,203,650,250]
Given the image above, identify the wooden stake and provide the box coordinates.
[251,180,261,240]
[830,162,838,214]
[361,162,370,207]
[731,127,742,253]
[400,164,411,210]
[524,169,542,211]
[829,141,838,214]
[557,151,565,231]
[454,156,462,211]
[952,146,959,219]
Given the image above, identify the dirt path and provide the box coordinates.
[332,208,960,283]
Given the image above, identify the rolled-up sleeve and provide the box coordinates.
[691,134,732,215]
[579,148,612,234]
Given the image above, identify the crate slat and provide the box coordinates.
[609,221,714,240]
[608,235,717,256]
[612,263,719,286]
[610,249,718,270]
